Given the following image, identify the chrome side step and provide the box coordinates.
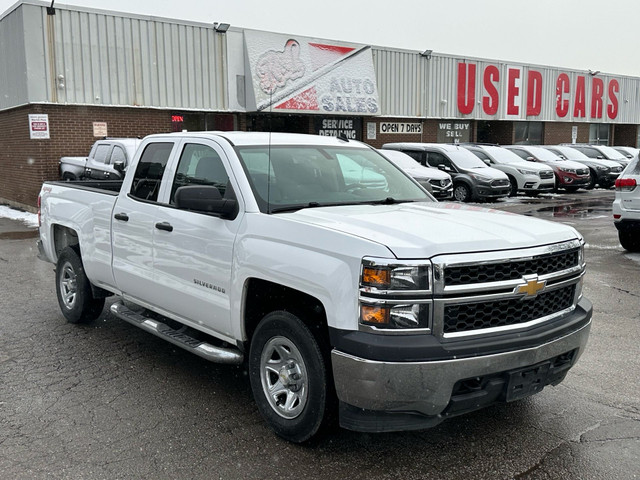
[110,301,244,365]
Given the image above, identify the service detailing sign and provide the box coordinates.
[245,31,380,115]
[454,61,622,122]
[314,117,362,139]
[28,114,49,139]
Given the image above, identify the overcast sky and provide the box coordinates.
[1,0,638,77]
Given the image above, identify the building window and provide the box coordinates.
[589,124,610,145]
[171,113,235,132]
[514,122,543,144]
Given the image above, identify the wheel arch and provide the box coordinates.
[242,278,330,351]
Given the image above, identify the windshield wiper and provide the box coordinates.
[269,202,327,214]
[366,197,415,205]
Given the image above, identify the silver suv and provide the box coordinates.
[464,145,555,196]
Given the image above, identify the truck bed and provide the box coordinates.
[48,179,124,194]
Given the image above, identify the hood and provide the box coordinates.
[283,202,579,259]
[513,162,553,172]
[554,160,590,170]
[405,166,451,181]
[460,166,508,180]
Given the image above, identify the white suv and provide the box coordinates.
[464,145,555,196]
[612,155,640,251]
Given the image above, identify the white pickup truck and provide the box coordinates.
[38,132,592,442]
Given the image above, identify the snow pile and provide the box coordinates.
[0,205,38,228]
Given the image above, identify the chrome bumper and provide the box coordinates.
[332,317,591,419]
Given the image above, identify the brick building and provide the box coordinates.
[2,1,640,209]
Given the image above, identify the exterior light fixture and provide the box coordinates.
[420,49,433,59]
[213,22,230,33]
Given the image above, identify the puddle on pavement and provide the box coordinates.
[0,231,39,240]
[532,199,613,219]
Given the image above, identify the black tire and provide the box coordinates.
[507,175,518,197]
[55,247,105,323]
[564,186,579,192]
[586,170,597,190]
[619,230,640,252]
[453,183,472,202]
[62,172,76,181]
[249,311,334,443]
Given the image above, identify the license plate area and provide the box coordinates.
[506,361,551,402]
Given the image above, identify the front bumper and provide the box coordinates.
[474,185,511,199]
[332,298,592,432]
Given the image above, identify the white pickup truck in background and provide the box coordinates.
[59,138,141,180]
[38,132,592,442]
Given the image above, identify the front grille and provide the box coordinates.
[491,179,510,187]
[540,171,554,179]
[445,248,580,286]
[443,285,575,334]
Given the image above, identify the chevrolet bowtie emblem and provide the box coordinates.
[515,275,546,297]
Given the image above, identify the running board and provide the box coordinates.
[110,302,243,365]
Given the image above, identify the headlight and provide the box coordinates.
[360,259,432,331]
[469,173,491,182]
[516,168,537,175]
[596,165,608,171]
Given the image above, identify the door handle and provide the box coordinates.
[114,213,129,221]
[155,222,173,232]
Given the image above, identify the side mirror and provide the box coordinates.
[526,156,536,162]
[483,159,491,166]
[437,164,448,171]
[175,185,238,219]
[113,161,126,173]
[596,156,604,159]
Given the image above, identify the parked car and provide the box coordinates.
[560,144,630,169]
[613,155,640,251]
[378,149,452,199]
[463,145,555,196]
[59,138,142,181]
[612,146,639,160]
[381,143,510,202]
[542,145,622,189]
[505,145,590,191]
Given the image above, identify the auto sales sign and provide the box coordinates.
[454,61,623,122]
[244,31,379,115]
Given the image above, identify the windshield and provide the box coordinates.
[597,145,627,160]
[485,147,526,164]
[235,145,433,213]
[527,146,563,161]
[447,149,489,168]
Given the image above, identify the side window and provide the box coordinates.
[170,144,229,205]
[93,144,111,164]
[580,147,600,158]
[111,146,127,165]
[130,142,174,202]
[426,152,452,170]
[472,150,491,162]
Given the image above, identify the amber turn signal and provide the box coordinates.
[360,305,390,326]
[362,266,390,287]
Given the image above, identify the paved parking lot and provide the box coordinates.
[0,190,638,479]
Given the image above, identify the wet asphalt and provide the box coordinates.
[0,189,638,479]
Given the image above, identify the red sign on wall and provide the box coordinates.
[457,62,620,120]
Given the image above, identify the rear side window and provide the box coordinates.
[130,142,174,202]
[170,144,230,205]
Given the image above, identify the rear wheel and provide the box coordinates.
[249,311,334,443]
[453,183,472,202]
[55,247,105,323]
[619,230,640,252]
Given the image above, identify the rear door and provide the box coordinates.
[150,139,243,339]
[112,141,178,300]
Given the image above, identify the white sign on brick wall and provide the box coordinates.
[28,114,50,139]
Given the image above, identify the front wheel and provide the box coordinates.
[249,311,333,443]
[619,230,640,252]
[55,247,105,323]
[453,183,472,202]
